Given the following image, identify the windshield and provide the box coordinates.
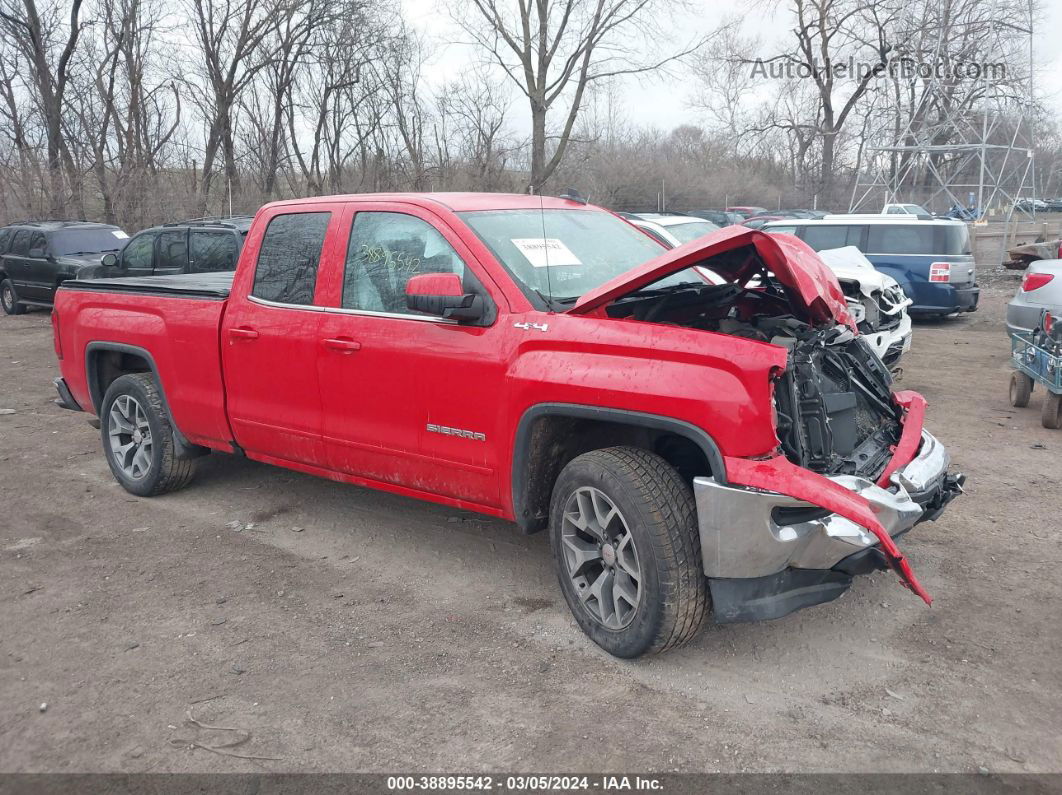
[666,221,719,244]
[460,209,698,302]
[50,228,127,255]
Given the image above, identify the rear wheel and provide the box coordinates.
[100,373,197,496]
[1,279,26,315]
[549,446,708,658]
[1042,391,1062,429]
[1009,372,1033,407]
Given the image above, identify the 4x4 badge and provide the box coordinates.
[513,321,549,332]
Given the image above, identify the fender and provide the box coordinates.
[84,341,209,460]
[510,403,727,532]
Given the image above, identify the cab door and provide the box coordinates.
[221,206,344,468]
[315,204,509,508]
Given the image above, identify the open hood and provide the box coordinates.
[570,225,854,327]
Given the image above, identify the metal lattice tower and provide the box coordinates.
[849,9,1036,230]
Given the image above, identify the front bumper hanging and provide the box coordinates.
[693,430,963,623]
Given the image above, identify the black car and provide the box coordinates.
[79,216,253,281]
[0,221,128,314]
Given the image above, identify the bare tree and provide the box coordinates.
[455,0,709,192]
[0,0,85,215]
[435,69,516,190]
[185,0,276,212]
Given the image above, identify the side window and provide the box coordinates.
[802,226,850,251]
[121,231,157,271]
[28,231,46,256]
[342,212,466,314]
[190,231,239,273]
[867,225,935,255]
[9,230,30,256]
[156,230,189,272]
[251,212,330,305]
[0,229,11,254]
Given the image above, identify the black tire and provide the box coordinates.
[1010,372,1033,408]
[99,373,197,496]
[549,446,708,658]
[1,278,27,315]
[1042,391,1062,429]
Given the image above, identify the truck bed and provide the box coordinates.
[54,277,234,450]
[65,271,234,299]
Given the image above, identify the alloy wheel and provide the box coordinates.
[108,395,153,479]
[559,486,642,629]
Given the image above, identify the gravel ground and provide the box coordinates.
[1,272,1060,774]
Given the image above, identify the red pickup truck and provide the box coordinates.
[51,193,963,657]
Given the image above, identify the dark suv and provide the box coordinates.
[0,221,128,314]
[79,216,252,281]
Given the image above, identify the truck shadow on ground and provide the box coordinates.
[181,447,924,683]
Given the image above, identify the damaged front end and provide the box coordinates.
[697,322,963,622]
[772,325,900,481]
[570,226,963,621]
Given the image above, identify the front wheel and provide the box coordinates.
[100,373,198,496]
[1,279,27,315]
[549,446,708,658]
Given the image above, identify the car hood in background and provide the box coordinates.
[570,225,854,327]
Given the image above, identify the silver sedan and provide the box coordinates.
[1006,259,1062,335]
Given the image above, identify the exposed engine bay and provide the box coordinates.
[605,247,902,481]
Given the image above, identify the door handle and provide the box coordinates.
[321,337,362,354]
[229,327,259,341]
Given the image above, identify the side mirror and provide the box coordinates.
[28,247,46,259]
[405,272,483,322]
[100,252,119,269]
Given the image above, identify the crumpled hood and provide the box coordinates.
[570,225,854,327]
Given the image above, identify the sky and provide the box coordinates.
[403,0,1062,135]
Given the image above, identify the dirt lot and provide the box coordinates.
[1,272,1060,775]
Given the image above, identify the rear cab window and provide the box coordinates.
[27,231,46,256]
[251,212,331,305]
[10,230,31,256]
[190,231,239,273]
[156,230,189,271]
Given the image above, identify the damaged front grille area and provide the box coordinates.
[839,280,904,335]
[774,327,902,480]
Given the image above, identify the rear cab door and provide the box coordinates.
[221,203,345,468]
